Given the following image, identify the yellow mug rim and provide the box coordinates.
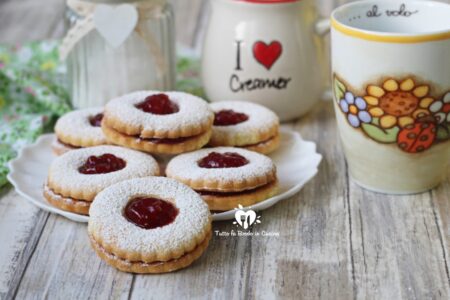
[331,0,450,43]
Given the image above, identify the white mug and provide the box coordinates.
[331,0,450,194]
[201,0,330,121]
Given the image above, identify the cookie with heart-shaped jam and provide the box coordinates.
[53,107,108,156]
[209,101,280,154]
[102,91,214,155]
[44,145,160,215]
[88,177,212,273]
[166,147,278,211]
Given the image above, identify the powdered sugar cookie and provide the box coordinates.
[166,147,278,211]
[102,91,214,154]
[88,177,212,273]
[44,145,160,215]
[53,107,108,155]
[209,101,280,154]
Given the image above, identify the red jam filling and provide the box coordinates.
[78,154,126,174]
[198,152,249,168]
[136,94,179,115]
[214,109,249,126]
[89,113,104,127]
[198,190,246,196]
[124,197,179,229]
[138,136,192,145]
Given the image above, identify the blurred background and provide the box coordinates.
[0,0,348,47]
[4,0,448,48]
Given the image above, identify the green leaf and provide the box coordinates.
[436,123,450,141]
[333,77,346,102]
[371,117,380,126]
[361,123,400,143]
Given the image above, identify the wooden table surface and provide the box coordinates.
[0,0,449,299]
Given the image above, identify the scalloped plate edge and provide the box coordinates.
[7,129,322,222]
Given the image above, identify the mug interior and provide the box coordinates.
[332,0,450,35]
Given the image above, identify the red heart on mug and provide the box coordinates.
[253,41,283,70]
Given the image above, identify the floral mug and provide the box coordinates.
[331,0,450,193]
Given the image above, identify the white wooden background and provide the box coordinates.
[0,0,449,299]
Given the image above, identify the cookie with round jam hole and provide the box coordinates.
[166,147,279,211]
[88,177,212,273]
[43,146,159,215]
[53,107,108,156]
[102,91,214,155]
[208,101,280,154]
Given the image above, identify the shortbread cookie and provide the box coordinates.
[53,107,108,155]
[102,124,212,155]
[44,146,159,215]
[51,138,78,156]
[243,134,280,154]
[44,185,91,215]
[102,92,214,154]
[88,177,212,273]
[166,147,278,211]
[209,101,280,154]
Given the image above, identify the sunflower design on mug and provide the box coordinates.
[334,75,450,153]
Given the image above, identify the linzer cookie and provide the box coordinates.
[102,91,214,154]
[88,177,212,273]
[166,147,278,211]
[209,101,280,154]
[44,145,159,215]
[53,107,108,155]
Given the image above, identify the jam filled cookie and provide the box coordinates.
[53,107,108,155]
[102,91,214,154]
[88,177,212,273]
[209,101,280,154]
[166,147,278,211]
[44,145,160,215]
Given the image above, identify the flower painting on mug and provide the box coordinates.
[334,75,450,153]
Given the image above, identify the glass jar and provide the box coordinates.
[64,0,175,108]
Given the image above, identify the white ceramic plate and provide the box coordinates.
[7,128,321,222]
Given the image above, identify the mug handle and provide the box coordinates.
[314,18,332,100]
[315,18,331,36]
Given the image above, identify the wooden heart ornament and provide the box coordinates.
[93,4,138,48]
[253,41,283,70]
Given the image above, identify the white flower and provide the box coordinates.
[40,41,56,53]
[430,92,450,123]
[17,47,33,63]
[12,139,28,152]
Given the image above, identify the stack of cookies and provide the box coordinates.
[101,92,214,154]
[45,90,281,274]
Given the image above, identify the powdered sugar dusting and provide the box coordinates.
[55,107,107,145]
[105,91,213,134]
[88,177,210,254]
[48,146,159,196]
[210,101,279,138]
[166,147,275,184]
